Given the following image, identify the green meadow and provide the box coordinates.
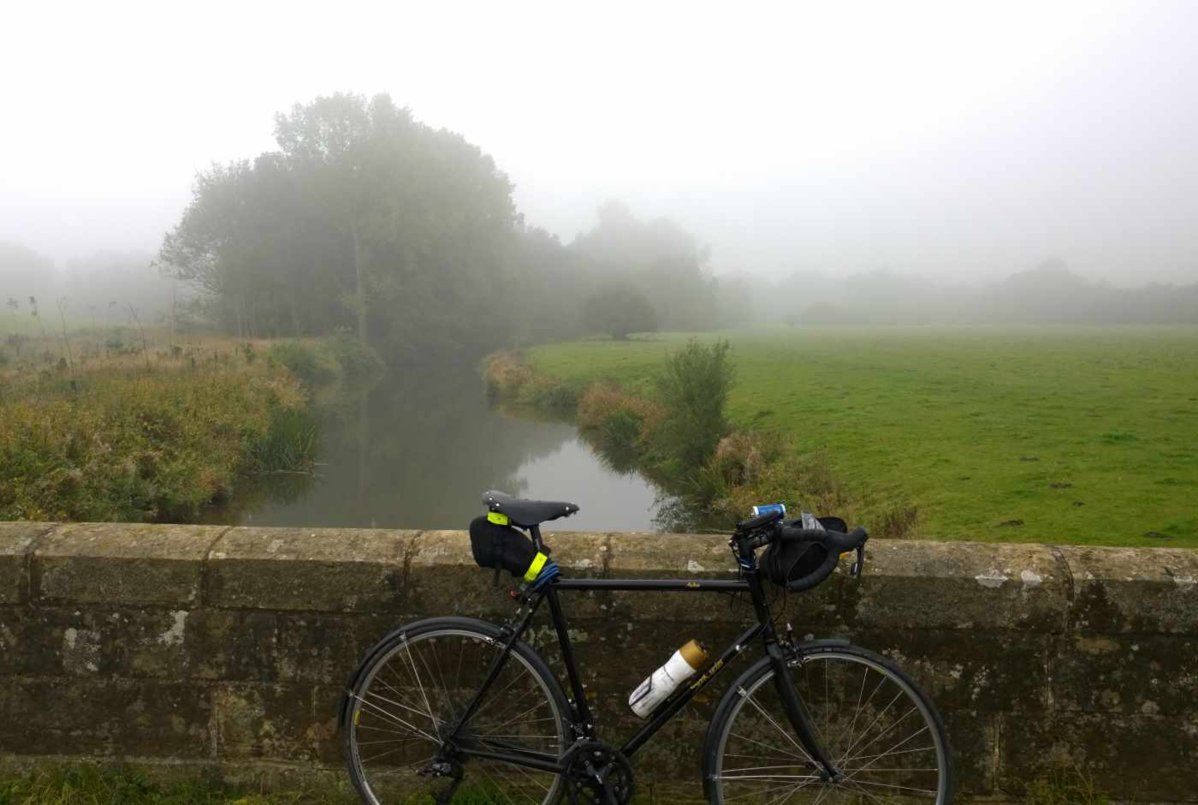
[526,326,1198,547]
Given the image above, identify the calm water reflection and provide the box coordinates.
[219,366,663,531]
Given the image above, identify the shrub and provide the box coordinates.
[577,384,662,432]
[711,431,767,486]
[328,332,385,384]
[268,341,330,387]
[651,339,733,471]
[483,350,536,398]
[582,283,659,340]
[694,444,856,526]
[528,381,580,414]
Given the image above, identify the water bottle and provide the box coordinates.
[628,640,708,718]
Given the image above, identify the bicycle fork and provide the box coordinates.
[766,641,842,782]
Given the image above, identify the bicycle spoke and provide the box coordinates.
[844,778,938,795]
[739,689,820,767]
[728,730,811,763]
[400,638,439,739]
[349,691,438,742]
[837,689,904,762]
[842,777,890,804]
[840,709,921,773]
[842,725,930,780]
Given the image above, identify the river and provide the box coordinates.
[212,366,666,531]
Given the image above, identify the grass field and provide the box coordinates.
[525,326,1198,547]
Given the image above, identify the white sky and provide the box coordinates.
[2,0,1197,283]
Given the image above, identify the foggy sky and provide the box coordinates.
[2,0,1197,284]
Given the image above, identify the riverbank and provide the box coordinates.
[486,326,1198,547]
[485,344,869,535]
[0,332,350,523]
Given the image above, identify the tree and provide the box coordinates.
[570,202,717,331]
[582,283,658,339]
[159,93,519,359]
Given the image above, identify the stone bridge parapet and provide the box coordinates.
[1,522,1195,801]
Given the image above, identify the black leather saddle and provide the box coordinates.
[483,490,579,528]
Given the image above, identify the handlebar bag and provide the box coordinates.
[469,514,539,578]
[760,516,846,588]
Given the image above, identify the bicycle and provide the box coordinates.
[340,491,953,803]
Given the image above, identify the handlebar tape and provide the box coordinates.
[774,525,869,592]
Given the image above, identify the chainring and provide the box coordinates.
[563,740,635,805]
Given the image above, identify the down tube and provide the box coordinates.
[619,622,763,757]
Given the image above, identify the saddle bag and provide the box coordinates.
[469,514,539,578]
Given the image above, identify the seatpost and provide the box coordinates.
[529,524,546,552]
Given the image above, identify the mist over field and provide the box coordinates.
[3,0,1198,326]
[3,0,1198,540]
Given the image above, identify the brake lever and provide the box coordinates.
[850,545,866,578]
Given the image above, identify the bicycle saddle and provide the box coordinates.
[483,490,579,528]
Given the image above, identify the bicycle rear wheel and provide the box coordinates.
[704,642,952,803]
[342,616,571,803]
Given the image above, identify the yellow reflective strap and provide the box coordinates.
[487,511,510,526]
[524,551,549,583]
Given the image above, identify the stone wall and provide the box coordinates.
[1,521,1196,801]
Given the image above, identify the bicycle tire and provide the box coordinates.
[341,616,572,804]
[703,641,953,803]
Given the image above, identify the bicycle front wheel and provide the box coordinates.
[342,616,571,804]
[704,642,952,803]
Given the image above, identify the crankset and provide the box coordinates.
[563,740,635,805]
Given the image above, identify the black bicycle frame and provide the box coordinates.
[446,524,839,778]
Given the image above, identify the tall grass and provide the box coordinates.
[0,334,317,523]
[250,407,320,473]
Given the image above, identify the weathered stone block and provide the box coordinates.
[853,540,1070,632]
[14,606,193,678]
[0,676,212,758]
[1061,545,1198,634]
[34,522,223,606]
[940,709,999,796]
[273,613,361,684]
[1053,633,1198,716]
[184,609,280,682]
[402,530,511,618]
[311,684,345,764]
[857,628,1054,714]
[0,521,54,604]
[999,711,1198,801]
[402,530,599,619]
[0,607,28,675]
[206,527,417,612]
[213,682,321,760]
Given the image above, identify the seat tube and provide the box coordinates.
[545,584,594,735]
